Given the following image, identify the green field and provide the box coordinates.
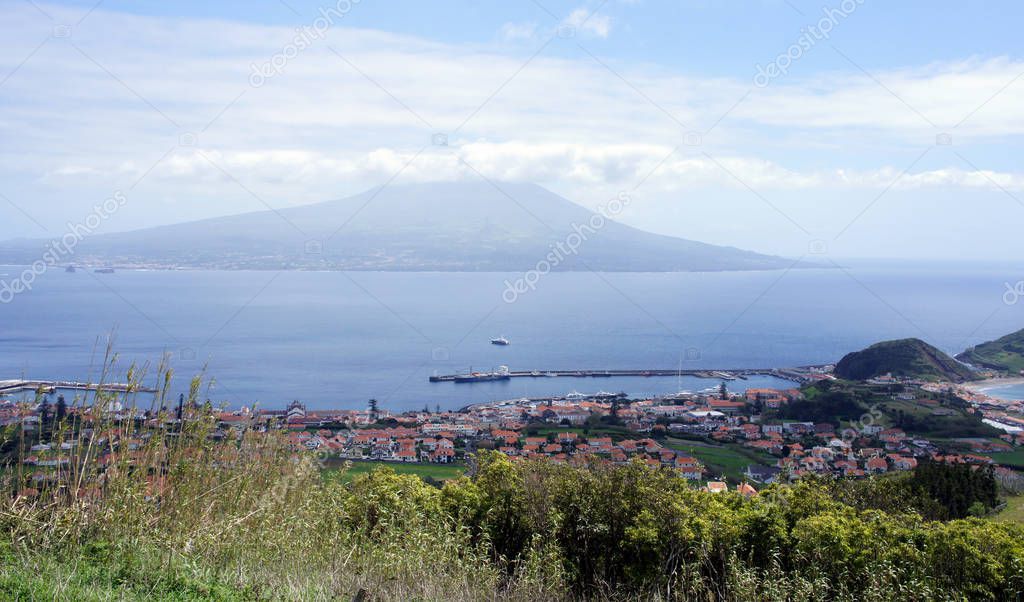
[664,438,774,482]
[985,449,1024,469]
[323,460,466,483]
[991,494,1024,523]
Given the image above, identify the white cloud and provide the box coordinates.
[63,141,1023,200]
[562,7,612,38]
[1,0,1023,254]
[498,21,537,41]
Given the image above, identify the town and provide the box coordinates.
[6,364,1024,498]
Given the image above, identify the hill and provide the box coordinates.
[834,338,976,382]
[0,182,807,272]
[957,327,1024,374]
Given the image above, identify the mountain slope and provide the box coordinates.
[957,328,1024,374]
[0,182,806,272]
[834,338,976,382]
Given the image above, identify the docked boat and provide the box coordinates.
[490,336,510,346]
[454,365,511,383]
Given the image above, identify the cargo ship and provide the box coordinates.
[453,365,511,383]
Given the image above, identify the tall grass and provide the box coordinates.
[0,352,523,600]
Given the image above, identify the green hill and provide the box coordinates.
[835,338,976,382]
[957,327,1024,374]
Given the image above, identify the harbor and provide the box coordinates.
[0,380,157,395]
[430,366,828,384]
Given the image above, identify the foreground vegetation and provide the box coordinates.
[2,360,1023,600]
[323,459,466,484]
[4,439,1024,599]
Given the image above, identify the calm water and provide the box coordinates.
[1,261,1022,410]
[979,384,1024,401]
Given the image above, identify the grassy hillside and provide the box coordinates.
[835,338,976,382]
[958,327,1024,374]
[4,443,1024,601]
[663,437,775,481]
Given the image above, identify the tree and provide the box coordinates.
[55,395,67,425]
[368,398,380,421]
[38,397,51,437]
[719,381,728,400]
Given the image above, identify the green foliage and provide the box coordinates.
[778,389,865,423]
[433,452,1024,600]
[908,461,999,519]
[804,461,1000,523]
[323,460,465,484]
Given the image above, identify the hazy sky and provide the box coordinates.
[1,0,1023,260]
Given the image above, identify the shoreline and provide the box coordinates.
[964,377,1024,396]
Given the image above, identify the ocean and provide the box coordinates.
[1,261,1022,411]
[977,383,1024,401]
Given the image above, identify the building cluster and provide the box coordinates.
[6,375,1022,488]
[234,384,1014,483]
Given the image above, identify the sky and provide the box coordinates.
[1,0,1023,260]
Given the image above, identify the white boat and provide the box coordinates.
[490,336,510,346]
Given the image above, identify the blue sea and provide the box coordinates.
[0,261,1022,411]
[978,383,1024,401]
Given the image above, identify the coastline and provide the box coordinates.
[964,377,1024,397]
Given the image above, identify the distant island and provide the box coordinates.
[0,182,812,272]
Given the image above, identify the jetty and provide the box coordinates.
[0,380,157,395]
[430,366,828,384]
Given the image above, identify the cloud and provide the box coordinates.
[562,7,612,38]
[67,141,1023,199]
[498,21,537,42]
[1,0,1023,249]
